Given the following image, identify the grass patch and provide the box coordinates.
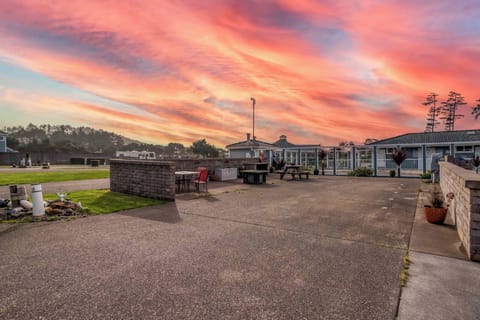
[44,189,164,214]
[1,217,33,224]
[0,170,109,186]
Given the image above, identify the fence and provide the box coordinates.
[273,146,431,177]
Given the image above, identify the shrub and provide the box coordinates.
[419,170,432,179]
[389,170,396,177]
[348,167,373,177]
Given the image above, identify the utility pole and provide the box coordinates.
[250,97,256,141]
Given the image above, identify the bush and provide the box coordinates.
[419,170,432,179]
[348,167,373,177]
[389,170,396,177]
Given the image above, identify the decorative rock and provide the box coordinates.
[20,200,33,210]
[0,208,7,220]
[10,207,24,217]
[50,208,65,216]
[49,201,65,208]
[2,196,84,220]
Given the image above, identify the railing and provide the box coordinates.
[271,146,435,177]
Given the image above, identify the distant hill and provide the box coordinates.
[5,124,145,154]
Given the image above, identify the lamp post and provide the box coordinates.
[249,97,256,158]
[250,97,256,142]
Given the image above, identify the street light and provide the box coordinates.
[250,97,256,142]
[249,97,256,158]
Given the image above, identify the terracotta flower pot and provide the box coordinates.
[424,205,447,224]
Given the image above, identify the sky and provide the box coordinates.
[1,0,479,147]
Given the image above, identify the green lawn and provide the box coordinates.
[0,170,110,186]
[44,189,164,214]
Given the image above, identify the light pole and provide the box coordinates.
[250,97,255,142]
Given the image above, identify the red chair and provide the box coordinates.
[193,168,208,192]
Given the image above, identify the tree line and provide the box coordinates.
[5,124,223,158]
[422,91,480,132]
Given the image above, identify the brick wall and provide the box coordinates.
[110,159,175,201]
[440,161,480,261]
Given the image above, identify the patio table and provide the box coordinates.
[175,171,198,193]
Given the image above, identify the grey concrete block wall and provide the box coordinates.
[440,162,480,261]
[174,158,255,175]
[110,159,175,201]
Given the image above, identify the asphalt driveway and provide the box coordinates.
[0,176,419,319]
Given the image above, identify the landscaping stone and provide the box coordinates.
[0,199,84,221]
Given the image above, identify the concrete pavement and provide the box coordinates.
[1,176,479,319]
[398,252,480,320]
[1,176,418,319]
[397,183,480,320]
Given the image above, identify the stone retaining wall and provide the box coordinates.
[110,159,175,201]
[440,161,480,261]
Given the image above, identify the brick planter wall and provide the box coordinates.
[440,161,480,261]
[110,159,175,201]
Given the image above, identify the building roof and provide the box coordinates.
[0,130,6,135]
[227,134,320,150]
[226,139,277,149]
[371,130,480,145]
[272,135,296,148]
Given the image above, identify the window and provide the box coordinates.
[456,145,473,152]
[0,136,4,141]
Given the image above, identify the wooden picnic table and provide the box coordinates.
[280,165,310,180]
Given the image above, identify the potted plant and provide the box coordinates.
[419,170,432,182]
[424,193,447,224]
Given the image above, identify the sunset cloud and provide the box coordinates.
[1,0,479,147]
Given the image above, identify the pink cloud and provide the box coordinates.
[0,0,479,147]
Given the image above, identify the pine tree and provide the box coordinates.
[472,99,480,120]
[422,93,440,132]
[440,91,466,131]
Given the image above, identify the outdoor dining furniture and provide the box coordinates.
[242,169,268,184]
[175,171,199,193]
[243,162,269,171]
[279,165,302,180]
[192,167,209,192]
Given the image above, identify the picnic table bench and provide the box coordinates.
[280,165,310,180]
[291,171,310,180]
